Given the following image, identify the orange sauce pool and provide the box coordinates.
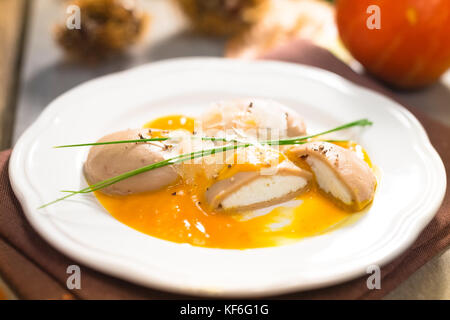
[143,115,196,133]
[94,116,373,249]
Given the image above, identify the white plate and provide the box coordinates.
[10,58,446,297]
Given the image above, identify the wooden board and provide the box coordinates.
[0,0,28,149]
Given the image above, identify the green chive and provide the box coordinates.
[39,119,371,208]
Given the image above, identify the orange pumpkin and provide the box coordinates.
[336,0,450,89]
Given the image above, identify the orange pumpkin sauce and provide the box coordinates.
[143,114,196,133]
[94,116,372,249]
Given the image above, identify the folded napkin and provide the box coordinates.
[0,41,449,299]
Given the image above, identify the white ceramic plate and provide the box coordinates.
[10,58,446,297]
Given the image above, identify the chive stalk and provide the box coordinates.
[40,119,372,208]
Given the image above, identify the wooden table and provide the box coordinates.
[1,0,449,300]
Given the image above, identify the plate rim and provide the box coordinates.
[9,57,447,297]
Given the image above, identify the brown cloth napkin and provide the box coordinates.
[0,41,449,299]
